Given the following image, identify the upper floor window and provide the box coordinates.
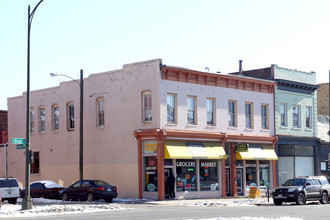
[245,102,253,129]
[187,96,197,125]
[52,104,59,131]
[30,108,35,133]
[228,100,237,127]
[142,92,152,123]
[38,106,45,133]
[167,94,176,123]
[96,98,105,127]
[67,102,75,130]
[261,104,269,129]
[280,103,287,126]
[306,106,312,128]
[207,98,215,125]
[292,105,301,128]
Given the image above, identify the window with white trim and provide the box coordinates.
[261,104,269,129]
[67,102,75,130]
[96,98,105,127]
[38,106,45,132]
[30,108,35,133]
[52,104,59,131]
[306,106,312,128]
[142,92,152,123]
[207,98,215,125]
[228,100,237,127]
[167,94,176,123]
[187,96,197,125]
[245,102,253,128]
[292,105,301,128]
[280,103,287,126]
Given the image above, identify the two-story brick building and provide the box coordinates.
[6,59,277,200]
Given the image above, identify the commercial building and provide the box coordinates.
[6,59,277,200]
[231,64,320,186]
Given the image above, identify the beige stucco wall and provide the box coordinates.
[6,59,162,198]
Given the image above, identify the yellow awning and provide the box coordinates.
[164,141,227,159]
[236,145,278,160]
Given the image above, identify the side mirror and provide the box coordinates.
[306,182,311,186]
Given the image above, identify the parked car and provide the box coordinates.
[0,177,21,204]
[59,180,118,203]
[272,176,330,205]
[21,180,64,199]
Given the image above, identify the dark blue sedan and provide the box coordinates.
[60,180,118,203]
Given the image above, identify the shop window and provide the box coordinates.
[52,104,59,131]
[31,151,40,174]
[259,161,270,186]
[200,160,218,191]
[176,160,197,191]
[167,94,177,123]
[38,106,45,133]
[207,98,215,125]
[144,156,157,191]
[187,96,197,125]
[142,92,152,123]
[96,98,105,127]
[245,160,257,187]
[228,100,237,127]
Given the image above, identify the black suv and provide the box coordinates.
[272,176,330,205]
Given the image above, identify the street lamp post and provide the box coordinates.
[23,0,44,210]
[50,70,84,180]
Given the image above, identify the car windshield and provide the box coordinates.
[94,180,111,186]
[283,178,305,186]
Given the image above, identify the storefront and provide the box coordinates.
[135,129,277,200]
[224,136,278,197]
[276,136,319,186]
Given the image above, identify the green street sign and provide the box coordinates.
[11,138,26,144]
[16,144,26,150]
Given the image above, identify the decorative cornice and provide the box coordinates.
[161,66,276,94]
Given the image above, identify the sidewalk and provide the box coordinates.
[147,196,274,206]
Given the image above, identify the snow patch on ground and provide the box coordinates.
[185,218,302,220]
[180,198,271,207]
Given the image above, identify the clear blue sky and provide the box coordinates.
[1,0,329,110]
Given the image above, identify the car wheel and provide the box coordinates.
[8,198,17,205]
[273,199,282,206]
[87,193,94,202]
[105,198,113,203]
[320,192,328,204]
[296,193,306,205]
[62,193,69,201]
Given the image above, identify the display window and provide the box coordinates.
[144,156,158,191]
[245,160,257,187]
[259,161,270,186]
[200,160,219,191]
[176,160,197,191]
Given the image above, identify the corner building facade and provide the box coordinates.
[6,59,277,200]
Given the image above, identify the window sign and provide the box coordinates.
[143,141,157,154]
[176,160,197,192]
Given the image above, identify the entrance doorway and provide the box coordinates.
[164,168,172,199]
[236,168,243,196]
[225,168,230,196]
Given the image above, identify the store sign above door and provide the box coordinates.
[235,143,248,152]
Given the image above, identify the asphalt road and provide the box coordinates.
[8,201,330,220]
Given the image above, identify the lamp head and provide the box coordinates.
[50,73,58,77]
